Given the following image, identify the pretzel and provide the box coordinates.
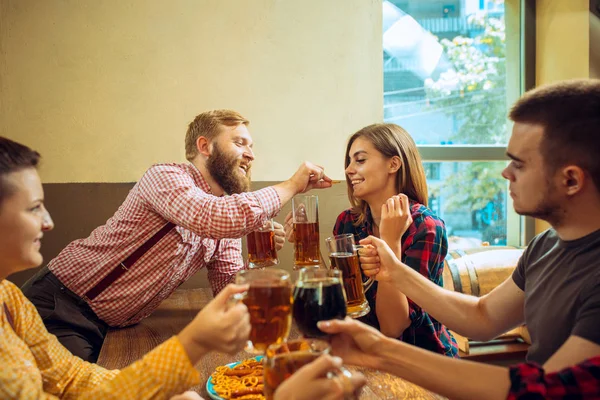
[211,358,265,400]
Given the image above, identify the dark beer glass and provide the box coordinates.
[246,219,279,268]
[292,195,321,267]
[293,268,347,338]
[326,234,374,318]
[235,268,292,354]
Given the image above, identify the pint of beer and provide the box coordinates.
[263,339,330,400]
[235,268,293,354]
[292,195,321,267]
[293,268,347,338]
[264,339,359,400]
[246,219,279,268]
[326,234,374,318]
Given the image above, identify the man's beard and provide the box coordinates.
[206,143,251,194]
[515,180,565,226]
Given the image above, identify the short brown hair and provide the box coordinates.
[509,79,600,190]
[185,109,249,161]
[345,123,429,226]
[0,137,40,204]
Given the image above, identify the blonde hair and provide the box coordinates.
[185,109,249,161]
[345,123,428,226]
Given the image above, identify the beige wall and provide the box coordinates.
[1,0,382,183]
[534,0,590,234]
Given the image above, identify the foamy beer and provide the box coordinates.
[292,195,320,267]
[264,339,359,400]
[246,219,279,268]
[326,234,374,318]
[235,268,293,354]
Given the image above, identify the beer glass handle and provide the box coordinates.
[353,245,375,293]
[229,291,247,308]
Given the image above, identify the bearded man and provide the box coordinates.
[22,109,332,362]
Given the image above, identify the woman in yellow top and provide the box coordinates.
[0,136,253,399]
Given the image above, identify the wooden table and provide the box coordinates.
[98,288,445,400]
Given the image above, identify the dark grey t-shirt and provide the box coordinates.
[512,228,600,365]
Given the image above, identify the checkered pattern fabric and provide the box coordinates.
[48,162,280,327]
[333,201,459,357]
[508,358,600,399]
[0,280,200,399]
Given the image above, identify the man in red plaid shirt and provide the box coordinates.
[22,109,333,362]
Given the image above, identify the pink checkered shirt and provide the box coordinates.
[48,162,281,327]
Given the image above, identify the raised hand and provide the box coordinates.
[274,354,366,400]
[379,194,412,251]
[288,162,333,194]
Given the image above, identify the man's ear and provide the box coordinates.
[561,165,585,196]
[196,136,212,158]
[389,156,402,174]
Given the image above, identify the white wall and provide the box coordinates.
[1,0,383,183]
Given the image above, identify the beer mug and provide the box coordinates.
[292,195,320,268]
[325,234,374,318]
[246,219,279,268]
[264,339,360,400]
[235,268,293,354]
[292,267,347,338]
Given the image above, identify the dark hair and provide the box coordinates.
[0,137,41,204]
[185,109,250,161]
[345,123,428,226]
[509,79,600,190]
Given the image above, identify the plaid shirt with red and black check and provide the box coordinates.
[333,202,458,357]
[507,356,600,399]
[48,163,281,327]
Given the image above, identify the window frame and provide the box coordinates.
[387,0,537,247]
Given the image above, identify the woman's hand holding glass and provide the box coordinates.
[273,354,366,400]
[177,284,251,363]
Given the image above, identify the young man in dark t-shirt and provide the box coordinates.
[355,79,600,383]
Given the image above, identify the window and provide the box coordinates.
[383,0,525,249]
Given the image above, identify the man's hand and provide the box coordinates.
[274,354,366,400]
[287,162,333,194]
[272,162,333,207]
[283,211,295,243]
[273,221,286,251]
[317,317,388,370]
[357,236,405,283]
[177,284,250,364]
[379,194,412,252]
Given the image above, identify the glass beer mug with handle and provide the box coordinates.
[292,267,347,338]
[291,195,321,268]
[246,218,279,268]
[264,339,361,400]
[325,234,374,318]
[234,268,293,354]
